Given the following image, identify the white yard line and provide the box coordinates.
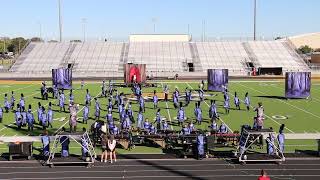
[0,84,38,96]
[237,82,320,120]
[185,82,233,133]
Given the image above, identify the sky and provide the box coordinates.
[1,0,319,41]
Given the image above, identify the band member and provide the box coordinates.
[153,90,158,109]
[162,119,169,131]
[139,95,145,113]
[244,92,250,111]
[4,94,10,113]
[143,119,151,133]
[127,102,134,122]
[20,93,25,111]
[188,121,195,133]
[41,130,50,158]
[26,105,34,132]
[106,108,113,123]
[209,120,218,132]
[185,87,191,105]
[254,102,264,129]
[194,102,202,125]
[81,79,85,89]
[197,132,205,160]
[21,108,27,126]
[41,106,47,130]
[224,94,230,115]
[209,100,219,121]
[154,109,161,130]
[85,89,91,106]
[163,84,169,102]
[199,89,204,102]
[181,124,191,135]
[94,98,100,120]
[83,101,89,124]
[149,123,157,134]
[101,80,107,97]
[69,102,78,133]
[10,91,15,110]
[47,102,53,128]
[137,108,144,129]
[177,105,185,127]
[234,92,240,110]
[59,91,66,112]
[219,123,228,134]
[37,102,42,123]
[69,90,74,104]
[15,105,22,129]
[278,124,285,154]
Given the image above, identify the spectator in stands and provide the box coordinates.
[41,130,50,159]
[100,133,109,163]
[258,169,271,180]
[108,135,117,163]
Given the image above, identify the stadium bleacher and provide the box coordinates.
[8,39,310,78]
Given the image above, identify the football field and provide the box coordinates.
[0,79,320,154]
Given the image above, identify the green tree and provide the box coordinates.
[9,37,28,54]
[298,45,313,54]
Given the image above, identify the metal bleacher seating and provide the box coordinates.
[195,41,249,76]
[247,40,310,72]
[8,39,310,78]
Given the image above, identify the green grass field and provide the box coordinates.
[0,79,320,155]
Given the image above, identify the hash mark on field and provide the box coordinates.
[238,83,320,120]
[185,83,233,133]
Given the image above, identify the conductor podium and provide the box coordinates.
[235,128,285,163]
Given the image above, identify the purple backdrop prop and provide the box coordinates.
[52,68,72,89]
[285,72,311,98]
[207,69,228,91]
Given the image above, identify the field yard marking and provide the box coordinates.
[160,82,173,130]
[227,87,295,133]
[185,82,233,133]
[54,92,101,134]
[0,84,38,96]
[237,82,320,121]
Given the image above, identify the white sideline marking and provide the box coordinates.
[237,83,320,120]
[185,83,233,133]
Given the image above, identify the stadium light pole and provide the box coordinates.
[253,0,257,41]
[58,0,62,42]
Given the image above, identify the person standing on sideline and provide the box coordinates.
[100,133,109,163]
[163,84,169,102]
[108,135,117,163]
[258,169,271,180]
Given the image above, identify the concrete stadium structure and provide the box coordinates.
[2,34,311,79]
